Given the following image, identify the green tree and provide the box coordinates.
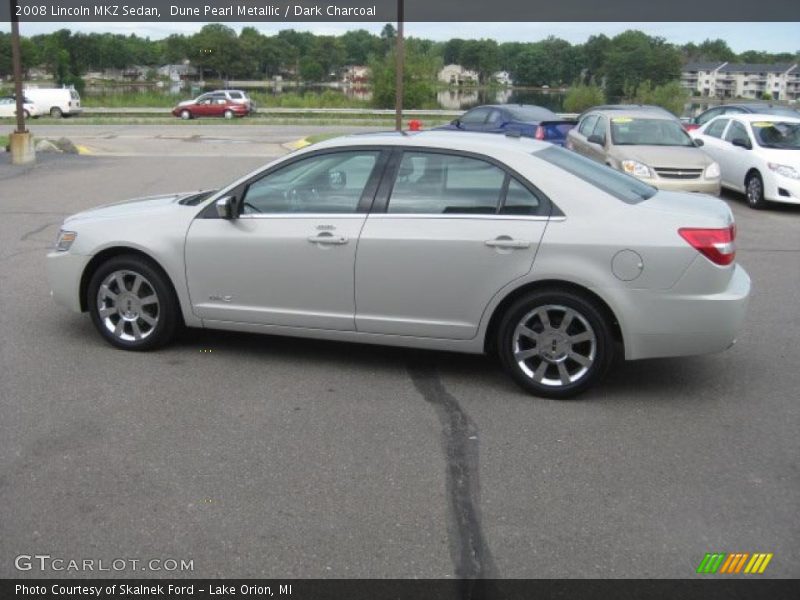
[625,80,689,116]
[459,39,499,84]
[604,30,681,97]
[563,83,606,113]
[190,24,239,80]
[369,45,440,109]
[340,29,380,65]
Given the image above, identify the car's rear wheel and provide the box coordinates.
[497,289,614,399]
[224,109,234,119]
[180,109,192,120]
[50,107,63,118]
[745,171,766,209]
[87,255,179,351]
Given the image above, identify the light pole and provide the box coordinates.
[9,0,35,164]
[394,0,404,132]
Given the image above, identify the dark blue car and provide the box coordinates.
[436,104,576,146]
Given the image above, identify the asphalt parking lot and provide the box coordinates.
[1,126,798,579]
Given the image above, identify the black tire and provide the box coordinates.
[180,109,192,120]
[745,171,766,210]
[224,109,234,119]
[50,107,63,118]
[497,289,615,399]
[87,255,179,351]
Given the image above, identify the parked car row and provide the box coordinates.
[171,90,254,119]
[445,101,798,209]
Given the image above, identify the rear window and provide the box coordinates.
[536,146,656,204]
[506,106,558,122]
[69,90,79,100]
[228,91,243,99]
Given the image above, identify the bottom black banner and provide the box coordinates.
[3,579,799,600]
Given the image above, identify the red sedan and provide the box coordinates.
[172,96,248,120]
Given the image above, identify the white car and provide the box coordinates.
[0,96,38,119]
[690,114,800,209]
[46,132,750,398]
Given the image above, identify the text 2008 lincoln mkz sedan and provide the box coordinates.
[47,132,751,398]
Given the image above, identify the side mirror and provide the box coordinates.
[731,137,752,150]
[215,196,236,219]
[587,134,605,146]
[451,118,461,128]
[693,138,704,147]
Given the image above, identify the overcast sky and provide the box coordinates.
[3,22,799,54]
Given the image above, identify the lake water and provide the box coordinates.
[84,83,722,117]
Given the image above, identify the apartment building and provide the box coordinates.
[681,62,799,101]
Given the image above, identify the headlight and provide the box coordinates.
[767,163,800,180]
[704,162,721,179]
[54,230,77,252]
[621,160,653,179]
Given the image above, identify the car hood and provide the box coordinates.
[64,192,207,224]
[611,145,713,168]
[754,146,800,168]
[177,100,196,107]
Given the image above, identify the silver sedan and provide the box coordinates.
[46,132,751,398]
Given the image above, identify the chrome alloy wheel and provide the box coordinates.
[96,270,160,342]
[512,304,597,387]
[746,176,763,206]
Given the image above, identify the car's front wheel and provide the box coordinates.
[87,255,179,351]
[224,109,234,119]
[180,109,192,120]
[497,289,614,399]
[745,171,766,209]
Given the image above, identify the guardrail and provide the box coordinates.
[80,107,580,119]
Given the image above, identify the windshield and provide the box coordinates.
[750,121,800,150]
[611,117,694,147]
[536,146,656,204]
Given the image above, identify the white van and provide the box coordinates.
[23,87,82,118]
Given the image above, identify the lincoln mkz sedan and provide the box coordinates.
[47,132,751,398]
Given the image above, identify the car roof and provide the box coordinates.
[307,130,550,156]
[579,104,675,118]
[723,113,800,123]
[585,108,678,121]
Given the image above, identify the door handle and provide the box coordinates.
[308,233,348,245]
[485,237,530,249]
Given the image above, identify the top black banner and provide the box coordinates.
[2,0,800,22]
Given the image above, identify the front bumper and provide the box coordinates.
[615,263,751,361]
[764,172,800,204]
[46,251,90,313]
[642,177,721,195]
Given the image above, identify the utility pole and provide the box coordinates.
[9,0,35,163]
[394,0,404,132]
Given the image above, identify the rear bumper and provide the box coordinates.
[46,251,90,313]
[615,263,751,361]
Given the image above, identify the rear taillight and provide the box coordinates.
[534,126,545,140]
[684,124,699,131]
[678,224,736,266]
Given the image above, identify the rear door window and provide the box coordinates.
[460,107,491,125]
[387,152,505,214]
[704,118,729,138]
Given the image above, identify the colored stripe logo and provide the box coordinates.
[696,553,773,574]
